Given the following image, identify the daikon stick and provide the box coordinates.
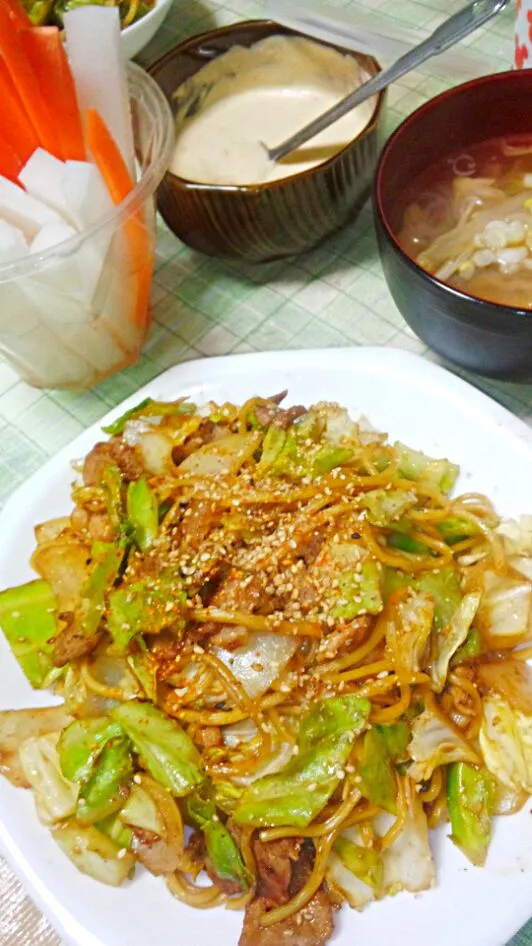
[19,149,114,231]
[18,149,74,226]
[64,6,135,176]
[0,218,28,264]
[0,177,62,240]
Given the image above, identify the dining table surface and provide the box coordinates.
[0,0,531,943]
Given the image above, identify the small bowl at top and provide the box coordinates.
[149,21,384,262]
[374,69,532,381]
[122,0,175,60]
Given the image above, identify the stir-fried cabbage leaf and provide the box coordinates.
[362,488,418,527]
[448,762,495,867]
[111,702,203,796]
[384,566,463,634]
[476,571,532,649]
[234,696,370,827]
[318,541,383,621]
[378,778,435,894]
[408,705,480,783]
[76,543,123,639]
[333,834,383,891]
[77,736,133,825]
[107,569,186,653]
[479,694,532,793]
[384,589,434,678]
[394,443,459,494]
[126,477,158,551]
[120,774,184,876]
[187,792,250,890]
[431,593,481,692]
[0,579,58,688]
[52,821,135,886]
[19,733,79,824]
[359,724,407,814]
[102,398,195,436]
[326,851,375,910]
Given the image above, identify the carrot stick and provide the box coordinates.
[86,108,135,202]
[87,107,153,330]
[4,0,32,30]
[20,27,86,161]
[0,140,23,183]
[0,4,61,158]
[0,60,40,164]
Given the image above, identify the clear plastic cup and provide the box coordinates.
[0,63,174,390]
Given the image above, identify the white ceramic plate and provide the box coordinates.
[2,347,532,946]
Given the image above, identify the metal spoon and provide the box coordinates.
[266,0,512,164]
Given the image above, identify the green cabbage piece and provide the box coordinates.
[479,694,532,793]
[127,477,158,552]
[359,722,410,815]
[0,579,58,688]
[448,762,495,866]
[359,728,397,814]
[77,736,133,825]
[58,718,124,783]
[321,542,382,621]
[19,733,79,823]
[312,445,353,476]
[102,398,195,436]
[430,593,480,692]
[362,488,417,527]
[379,778,435,894]
[384,566,462,633]
[52,821,135,886]
[394,442,459,494]
[384,589,434,677]
[76,543,123,639]
[111,701,203,796]
[408,706,480,783]
[452,628,483,665]
[234,695,370,828]
[107,569,186,653]
[187,793,250,889]
[333,835,383,890]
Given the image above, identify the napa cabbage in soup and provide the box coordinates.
[398,135,532,309]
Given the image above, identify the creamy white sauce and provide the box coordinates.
[170,35,377,186]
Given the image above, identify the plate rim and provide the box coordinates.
[1,345,532,946]
[2,346,532,525]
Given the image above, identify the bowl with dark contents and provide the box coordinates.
[374,68,532,381]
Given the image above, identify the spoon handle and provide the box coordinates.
[268,0,512,162]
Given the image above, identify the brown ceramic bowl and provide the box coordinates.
[149,21,384,262]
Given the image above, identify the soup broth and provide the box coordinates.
[397,135,532,309]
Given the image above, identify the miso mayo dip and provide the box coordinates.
[170,35,378,186]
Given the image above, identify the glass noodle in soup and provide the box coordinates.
[397,135,532,309]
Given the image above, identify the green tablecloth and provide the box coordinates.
[1,0,530,943]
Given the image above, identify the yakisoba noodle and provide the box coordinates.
[2,391,532,945]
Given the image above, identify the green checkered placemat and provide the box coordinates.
[0,1,530,944]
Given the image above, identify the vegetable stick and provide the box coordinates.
[0,4,61,158]
[0,219,28,265]
[0,175,63,241]
[64,7,135,176]
[0,61,40,164]
[18,149,68,219]
[87,108,153,329]
[4,0,32,30]
[20,27,85,161]
[0,140,23,184]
